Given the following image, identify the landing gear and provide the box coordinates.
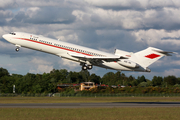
[81,64,93,70]
[15,45,21,52]
[15,47,19,52]
[82,65,87,70]
[87,65,93,70]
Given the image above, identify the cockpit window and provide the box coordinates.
[10,32,16,35]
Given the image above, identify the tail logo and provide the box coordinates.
[145,53,160,59]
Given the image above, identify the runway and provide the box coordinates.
[0,102,180,108]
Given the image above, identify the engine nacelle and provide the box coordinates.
[117,60,139,68]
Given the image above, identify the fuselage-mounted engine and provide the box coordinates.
[117,59,139,68]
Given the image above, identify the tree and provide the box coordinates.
[128,75,136,86]
[79,70,90,82]
[138,82,148,87]
[11,74,23,93]
[66,71,83,83]
[101,72,115,85]
[164,76,177,86]
[89,73,101,84]
[32,84,42,93]
[114,71,122,85]
[50,69,62,83]
[0,76,14,93]
[131,80,138,86]
[50,78,57,93]
[121,73,129,86]
[41,73,51,93]
[128,75,135,82]
[0,67,9,78]
[146,80,153,87]
[59,69,69,83]
[137,75,146,83]
[152,76,163,86]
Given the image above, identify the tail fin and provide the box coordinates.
[131,47,175,68]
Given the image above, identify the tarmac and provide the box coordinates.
[0,102,180,108]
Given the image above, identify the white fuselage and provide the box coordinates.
[2,32,146,71]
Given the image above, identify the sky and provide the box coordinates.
[1,0,180,80]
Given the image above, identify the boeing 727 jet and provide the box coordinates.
[2,32,175,72]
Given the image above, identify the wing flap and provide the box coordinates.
[67,52,121,62]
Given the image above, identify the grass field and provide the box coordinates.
[0,97,180,120]
[0,107,180,120]
[1,97,180,103]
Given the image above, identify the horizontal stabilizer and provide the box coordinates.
[152,49,177,56]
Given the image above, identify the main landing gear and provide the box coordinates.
[82,64,93,70]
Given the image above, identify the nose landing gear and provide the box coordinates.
[15,47,19,52]
[15,45,21,52]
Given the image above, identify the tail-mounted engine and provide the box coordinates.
[117,59,139,68]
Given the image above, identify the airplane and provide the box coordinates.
[2,32,175,72]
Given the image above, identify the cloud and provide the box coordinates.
[30,58,52,65]
[170,60,180,66]
[0,0,180,79]
[9,7,75,25]
[71,6,180,31]
[29,57,53,73]
[0,0,17,9]
[164,69,180,77]
[0,55,30,74]
[58,58,80,71]
[1,0,65,8]
[84,0,177,10]
[72,8,125,29]
[132,29,180,52]
[0,39,20,56]
[29,65,53,73]
[50,30,79,43]
[0,10,12,26]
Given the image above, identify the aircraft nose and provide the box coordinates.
[2,34,8,39]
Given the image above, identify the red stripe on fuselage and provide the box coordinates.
[15,37,93,56]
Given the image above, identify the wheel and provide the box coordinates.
[15,48,19,52]
[87,65,93,70]
[82,65,87,70]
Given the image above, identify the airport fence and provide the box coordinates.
[1,93,180,97]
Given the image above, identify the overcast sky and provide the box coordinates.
[1,0,180,80]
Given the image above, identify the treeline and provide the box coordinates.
[0,67,180,94]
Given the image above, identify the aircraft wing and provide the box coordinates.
[67,52,123,63]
